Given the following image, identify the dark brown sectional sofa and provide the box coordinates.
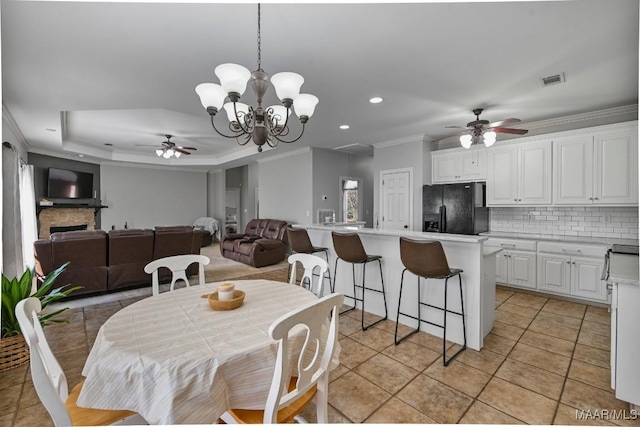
[34,226,203,297]
[220,219,289,267]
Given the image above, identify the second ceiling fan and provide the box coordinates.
[137,135,197,159]
[447,108,528,149]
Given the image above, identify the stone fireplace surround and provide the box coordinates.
[38,207,96,239]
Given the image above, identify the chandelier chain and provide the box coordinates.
[256,3,262,70]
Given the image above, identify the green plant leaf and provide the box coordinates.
[1,262,79,338]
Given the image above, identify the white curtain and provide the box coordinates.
[2,142,23,279]
[19,164,37,271]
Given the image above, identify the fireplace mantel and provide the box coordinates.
[36,204,108,216]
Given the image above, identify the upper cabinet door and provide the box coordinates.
[432,150,486,184]
[593,128,638,205]
[519,141,552,204]
[487,147,518,205]
[553,135,593,204]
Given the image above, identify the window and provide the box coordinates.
[342,179,358,222]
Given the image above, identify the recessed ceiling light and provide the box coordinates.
[339,125,350,130]
[369,97,383,104]
[78,154,85,158]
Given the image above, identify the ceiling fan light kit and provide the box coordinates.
[195,4,318,152]
[454,108,528,149]
[140,135,196,159]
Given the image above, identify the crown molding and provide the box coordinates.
[2,103,31,150]
[522,104,638,131]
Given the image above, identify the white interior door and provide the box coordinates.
[380,169,412,230]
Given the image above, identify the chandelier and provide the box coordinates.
[195,4,318,152]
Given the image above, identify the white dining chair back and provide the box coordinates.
[221,292,343,424]
[16,297,72,426]
[15,298,145,427]
[144,254,210,296]
[264,292,343,423]
[288,253,329,298]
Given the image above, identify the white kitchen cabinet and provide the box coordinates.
[486,140,552,205]
[538,253,572,295]
[537,242,608,302]
[487,239,537,289]
[553,123,638,205]
[609,253,640,406]
[432,149,486,183]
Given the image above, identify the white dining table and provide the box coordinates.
[77,279,340,425]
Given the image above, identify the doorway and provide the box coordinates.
[379,168,413,230]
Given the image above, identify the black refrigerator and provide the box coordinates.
[422,182,489,235]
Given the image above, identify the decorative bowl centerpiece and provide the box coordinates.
[208,289,245,311]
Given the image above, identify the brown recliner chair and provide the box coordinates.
[34,230,109,297]
[220,219,289,267]
[107,229,154,291]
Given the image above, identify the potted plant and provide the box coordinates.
[0,262,82,371]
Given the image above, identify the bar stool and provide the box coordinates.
[286,227,332,290]
[331,231,388,330]
[395,237,466,366]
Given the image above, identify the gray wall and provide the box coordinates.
[28,153,103,227]
[258,149,312,225]
[101,164,207,230]
[312,148,350,224]
[350,154,374,227]
[372,137,432,231]
[207,170,226,233]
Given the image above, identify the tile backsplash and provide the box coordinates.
[489,206,639,240]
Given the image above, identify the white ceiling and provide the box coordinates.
[2,0,638,170]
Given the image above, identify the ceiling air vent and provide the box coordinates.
[540,72,565,87]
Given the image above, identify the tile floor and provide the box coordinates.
[2,284,639,426]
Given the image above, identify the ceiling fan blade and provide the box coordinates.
[177,146,197,150]
[488,118,521,128]
[135,144,164,147]
[174,147,192,155]
[445,125,468,129]
[492,127,529,135]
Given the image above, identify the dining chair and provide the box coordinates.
[144,254,210,296]
[287,253,329,297]
[15,297,147,427]
[220,292,344,424]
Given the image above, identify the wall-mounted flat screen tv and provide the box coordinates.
[47,167,94,199]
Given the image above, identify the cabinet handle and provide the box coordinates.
[514,198,518,202]
[589,197,593,200]
[566,261,571,264]
[606,283,613,291]
[572,261,576,265]
[594,197,599,200]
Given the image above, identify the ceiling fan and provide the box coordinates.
[136,135,197,159]
[446,108,528,149]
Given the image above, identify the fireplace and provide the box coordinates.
[38,207,96,239]
[50,224,88,234]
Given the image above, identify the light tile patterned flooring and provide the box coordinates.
[2,283,639,426]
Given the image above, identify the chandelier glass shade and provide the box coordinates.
[460,129,497,149]
[195,5,318,152]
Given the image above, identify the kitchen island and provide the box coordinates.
[293,225,496,351]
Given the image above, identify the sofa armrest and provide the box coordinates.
[255,239,285,250]
[224,233,247,240]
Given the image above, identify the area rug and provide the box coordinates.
[200,243,290,283]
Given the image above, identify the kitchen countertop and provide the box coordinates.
[297,224,487,244]
[609,253,639,285]
[480,231,638,247]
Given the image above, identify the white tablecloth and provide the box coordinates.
[78,280,339,424]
